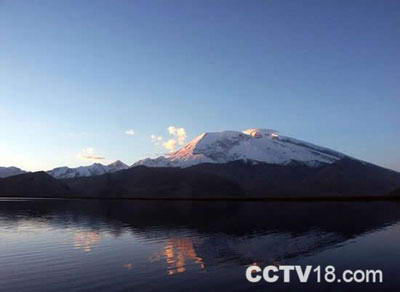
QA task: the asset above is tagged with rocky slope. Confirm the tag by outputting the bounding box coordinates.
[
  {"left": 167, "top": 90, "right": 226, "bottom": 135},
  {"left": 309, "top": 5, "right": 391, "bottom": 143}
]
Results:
[
  {"left": 0, "top": 172, "right": 70, "bottom": 196},
  {"left": 1, "top": 159, "right": 399, "bottom": 199}
]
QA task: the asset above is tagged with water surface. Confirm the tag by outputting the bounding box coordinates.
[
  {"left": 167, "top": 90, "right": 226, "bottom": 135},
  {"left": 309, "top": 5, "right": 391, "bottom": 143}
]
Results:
[{"left": 0, "top": 198, "right": 399, "bottom": 291}]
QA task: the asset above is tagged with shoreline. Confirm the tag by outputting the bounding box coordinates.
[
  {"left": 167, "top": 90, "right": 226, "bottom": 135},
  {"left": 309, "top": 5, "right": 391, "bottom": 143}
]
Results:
[{"left": 0, "top": 194, "right": 399, "bottom": 202}]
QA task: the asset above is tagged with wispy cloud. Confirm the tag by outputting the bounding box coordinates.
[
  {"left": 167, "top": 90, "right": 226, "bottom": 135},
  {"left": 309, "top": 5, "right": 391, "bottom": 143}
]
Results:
[
  {"left": 77, "top": 147, "right": 105, "bottom": 161},
  {"left": 150, "top": 134, "right": 163, "bottom": 145},
  {"left": 150, "top": 126, "right": 188, "bottom": 152},
  {"left": 125, "top": 129, "right": 135, "bottom": 136}
]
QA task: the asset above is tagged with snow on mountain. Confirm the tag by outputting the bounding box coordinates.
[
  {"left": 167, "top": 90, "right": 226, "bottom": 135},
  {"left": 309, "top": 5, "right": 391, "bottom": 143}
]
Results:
[
  {"left": 48, "top": 160, "right": 129, "bottom": 179},
  {"left": 0, "top": 166, "right": 26, "bottom": 178},
  {"left": 134, "top": 128, "right": 349, "bottom": 168}
]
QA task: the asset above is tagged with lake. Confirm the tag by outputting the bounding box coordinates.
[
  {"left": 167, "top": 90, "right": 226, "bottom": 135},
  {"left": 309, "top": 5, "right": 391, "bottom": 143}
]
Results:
[{"left": 0, "top": 198, "right": 399, "bottom": 291}]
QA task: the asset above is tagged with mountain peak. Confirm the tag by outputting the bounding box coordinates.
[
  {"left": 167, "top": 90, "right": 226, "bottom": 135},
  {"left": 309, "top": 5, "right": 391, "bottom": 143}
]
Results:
[
  {"left": 242, "top": 128, "right": 279, "bottom": 138},
  {"left": 90, "top": 163, "right": 104, "bottom": 167},
  {"left": 108, "top": 160, "right": 127, "bottom": 167},
  {"left": 134, "top": 128, "right": 350, "bottom": 168},
  {"left": 107, "top": 160, "right": 129, "bottom": 171}
]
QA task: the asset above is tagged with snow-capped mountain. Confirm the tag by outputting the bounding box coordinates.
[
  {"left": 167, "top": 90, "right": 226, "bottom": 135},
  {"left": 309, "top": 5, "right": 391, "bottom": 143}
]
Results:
[
  {"left": 0, "top": 166, "right": 26, "bottom": 178},
  {"left": 134, "top": 128, "right": 350, "bottom": 168},
  {"left": 48, "top": 160, "right": 128, "bottom": 179}
]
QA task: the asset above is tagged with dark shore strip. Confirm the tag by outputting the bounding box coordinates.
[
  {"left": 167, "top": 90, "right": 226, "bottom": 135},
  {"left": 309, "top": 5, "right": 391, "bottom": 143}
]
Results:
[{"left": 0, "top": 194, "right": 399, "bottom": 202}]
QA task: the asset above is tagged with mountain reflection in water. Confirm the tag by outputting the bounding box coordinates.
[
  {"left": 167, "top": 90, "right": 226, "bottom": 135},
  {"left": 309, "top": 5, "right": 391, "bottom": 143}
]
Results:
[
  {"left": 73, "top": 231, "right": 102, "bottom": 252},
  {"left": 163, "top": 238, "right": 205, "bottom": 275},
  {"left": 0, "top": 198, "right": 399, "bottom": 291}
]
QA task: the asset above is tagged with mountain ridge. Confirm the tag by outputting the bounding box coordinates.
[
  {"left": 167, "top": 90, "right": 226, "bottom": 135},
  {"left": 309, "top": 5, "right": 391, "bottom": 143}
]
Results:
[
  {"left": 1, "top": 128, "right": 399, "bottom": 199},
  {"left": 47, "top": 160, "right": 129, "bottom": 179},
  {"left": 1, "top": 158, "right": 399, "bottom": 199}
]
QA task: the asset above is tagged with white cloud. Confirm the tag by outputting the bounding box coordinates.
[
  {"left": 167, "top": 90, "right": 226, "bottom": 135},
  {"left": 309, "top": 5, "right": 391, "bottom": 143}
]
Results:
[
  {"left": 125, "top": 129, "right": 135, "bottom": 136},
  {"left": 150, "top": 126, "right": 188, "bottom": 152},
  {"left": 77, "top": 147, "right": 105, "bottom": 161},
  {"left": 167, "top": 126, "right": 187, "bottom": 145},
  {"left": 162, "top": 139, "right": 177, "bottom": 152}
]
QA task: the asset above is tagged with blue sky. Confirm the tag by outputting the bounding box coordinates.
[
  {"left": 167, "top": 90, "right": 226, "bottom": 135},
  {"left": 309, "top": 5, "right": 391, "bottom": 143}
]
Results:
[{"left": 0, "top": 0, "right": 399, "bottom": 171}]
